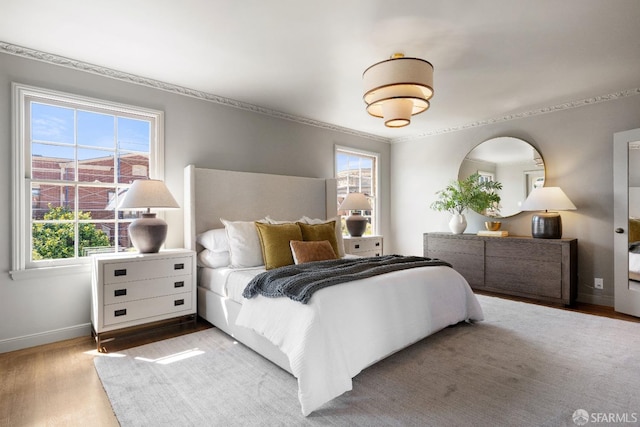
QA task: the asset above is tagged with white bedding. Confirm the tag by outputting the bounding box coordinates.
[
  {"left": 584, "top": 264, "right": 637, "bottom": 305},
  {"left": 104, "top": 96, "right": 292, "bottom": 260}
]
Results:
[
  {"left": 630, "top": 251, "right": 640, "bottom": 282},
  {"left": 234, "top": 264, "right": 484, "bottom": 415},
  {"left": 199, "top": 266, "right": 263, "bottom": 303}
]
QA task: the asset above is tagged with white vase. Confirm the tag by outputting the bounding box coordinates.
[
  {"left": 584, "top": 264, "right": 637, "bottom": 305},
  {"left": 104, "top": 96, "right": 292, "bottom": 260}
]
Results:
[{"left": 449, "top": 213, "right": 467, "bottom": 234}]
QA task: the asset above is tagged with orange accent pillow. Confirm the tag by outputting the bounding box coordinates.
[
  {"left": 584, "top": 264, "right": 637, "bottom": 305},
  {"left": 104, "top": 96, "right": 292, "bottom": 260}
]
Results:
[{"left": 290, "top": 240, "right": 337, "bottom": 264}]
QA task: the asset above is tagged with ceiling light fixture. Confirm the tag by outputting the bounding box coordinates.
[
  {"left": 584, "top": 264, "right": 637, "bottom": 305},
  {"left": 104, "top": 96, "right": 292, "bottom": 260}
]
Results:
[{"left": 363, "top": 53, "right": 434, "bottom": 128}]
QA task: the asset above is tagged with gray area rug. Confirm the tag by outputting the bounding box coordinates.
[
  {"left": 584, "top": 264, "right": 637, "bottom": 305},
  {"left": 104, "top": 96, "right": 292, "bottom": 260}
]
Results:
[{"left": 94, "top": 295, "right": 640, "bottom": 426}]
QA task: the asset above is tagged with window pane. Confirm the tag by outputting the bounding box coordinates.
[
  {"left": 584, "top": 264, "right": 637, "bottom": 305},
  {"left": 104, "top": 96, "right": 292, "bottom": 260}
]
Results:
[
  {"left": 32, "top": 223, "right": 76, "bottom": 260},
  {"left": 32, "top": 143, "right": 75, "bottom": 181},
  {"left": 336, "top": 149, "right": 377, "bottom": 236},
  {"left": 79, "top": 222, "right": 113, "bottom": 257},
  {"left": 78, "top": 110, "right": 115, "bottom": 148},
  {"left": 118, "top": 117, "right": 150, "bottom": 152},
  {"left": 118, "top": 152, "right": 150, "bottom": 183},
  {"left": 116, "top": 222, "right": 134, "bottom": 250},
  {"left": 31, "top": 102, "right": 74, "bottom": 144},
  {"left": 31, "top": 184, "right": 76, "bottom": 220},
  {"left": 78, "top": 185, "right": 115, "bottom": 220},
  {"left": 78, "top": 148, "right": 115, "bottom": 183}
]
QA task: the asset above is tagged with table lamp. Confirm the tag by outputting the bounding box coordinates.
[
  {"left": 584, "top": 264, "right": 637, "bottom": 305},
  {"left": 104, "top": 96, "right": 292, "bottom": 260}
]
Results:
[
  {"left": 339, "top": 193, "right": 372, "bottom": 237},
  {"left": 520, "top": 187, "right": 576, "bottom": 239},
  {"left": 119, "top": 179, "right": 179, "bottom": 252}
]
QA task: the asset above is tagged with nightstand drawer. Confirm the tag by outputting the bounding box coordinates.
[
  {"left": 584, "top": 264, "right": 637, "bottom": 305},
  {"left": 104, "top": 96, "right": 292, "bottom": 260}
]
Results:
[
  {"left": 103, "top": 292, "right": 193, "bottom": 326},
  {"left": 344, "top": 236, "right": 383, "bottom": 256},
  {"left": 103, "top": 275, "right": 193, "bottom": 305},
  {"left": 103, "top": 256, "right": 193, "bottom": 284}
]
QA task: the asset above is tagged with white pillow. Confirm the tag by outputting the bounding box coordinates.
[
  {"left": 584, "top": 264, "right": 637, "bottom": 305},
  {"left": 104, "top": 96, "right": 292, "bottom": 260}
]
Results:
[
  {"left": 302, "top": 215, "right": 345, "bottom": 257},
  {"left": 196, "top": 228, "right": 229, "bottom": 252},
  {"left": 197, "top": 249, "right": 230, "bottom": 269},
  {"left": 265, "top": 215, "right": 306, "bottom": 224},
  {"left": 220, "top": 218, "right": 264, "bottom": 268}
]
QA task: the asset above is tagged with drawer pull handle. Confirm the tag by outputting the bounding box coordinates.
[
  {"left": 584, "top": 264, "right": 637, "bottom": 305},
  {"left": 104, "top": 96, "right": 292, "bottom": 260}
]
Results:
[
  {"left": 114, "top": 309, "right": 127, "bottom": 317},
  {"left": 114, "top": 289, "right": 127, "bottom": 297},
  {"left": 114, "top": 269, "right": 127, "bottom": 277},
  {"left": 174, "top": 263, "right": 185, "bottom": 270},
  {"left": 174, "top": 281, "right": 184, "bottom": 288},
  {"left": 174, "top": 299, "right": 185, "bottom": 306},
  {"left": 355, "top": 244, "right": 360, "bottom": 249},
  {"left": 375, "top": 242, "right": 380, "bottom": 247}
]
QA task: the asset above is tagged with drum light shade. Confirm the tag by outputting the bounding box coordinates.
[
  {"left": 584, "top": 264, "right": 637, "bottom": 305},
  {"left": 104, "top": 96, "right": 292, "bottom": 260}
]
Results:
[{"left": 363, "top": 54, "right": 434, "bottom": 128}]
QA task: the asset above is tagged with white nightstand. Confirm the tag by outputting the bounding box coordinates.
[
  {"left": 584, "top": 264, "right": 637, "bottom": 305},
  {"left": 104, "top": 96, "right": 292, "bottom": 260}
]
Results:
[
  {"left": 343, "top": 235, "right": 383, "bottom": 257},
  {"left": 91, "top": 249, "right": 196, "bottom": 350}
]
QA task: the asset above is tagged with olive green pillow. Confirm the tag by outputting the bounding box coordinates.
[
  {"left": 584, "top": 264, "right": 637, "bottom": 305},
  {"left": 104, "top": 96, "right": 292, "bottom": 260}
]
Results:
[
  {"left": 296, "top": 221, "right": 339, "bottom": 257},
  {"left": 254, "top": 222, "right": 303, "bottom": 270}
]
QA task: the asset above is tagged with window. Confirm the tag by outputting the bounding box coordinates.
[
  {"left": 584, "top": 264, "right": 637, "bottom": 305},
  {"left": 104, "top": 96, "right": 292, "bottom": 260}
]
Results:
[
  {"left": 335, "top": 146, "right": 379, "bottom": 235},
  {"left": 12, "top": 84, "right": 164, "bottom": 275}
]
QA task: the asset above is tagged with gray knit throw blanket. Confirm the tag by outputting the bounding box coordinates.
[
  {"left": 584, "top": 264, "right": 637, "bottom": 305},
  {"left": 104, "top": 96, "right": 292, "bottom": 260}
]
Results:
[{"left": 242, "top": 255, "right": 452, "bottom": 304}]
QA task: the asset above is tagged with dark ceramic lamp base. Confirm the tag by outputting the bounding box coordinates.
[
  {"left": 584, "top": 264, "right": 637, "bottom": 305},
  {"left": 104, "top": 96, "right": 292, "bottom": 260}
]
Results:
[
  {"left": 531, "top": 211, "right": 562, "bottom": 239},
  {"left": 346, "top": 214, "right": 368, "bottom": 237}
]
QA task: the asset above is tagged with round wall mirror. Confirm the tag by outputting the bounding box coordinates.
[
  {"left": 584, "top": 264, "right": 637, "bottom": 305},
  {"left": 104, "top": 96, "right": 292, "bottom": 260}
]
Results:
[{"left": 458, "top": 136, "right": 545, "bottom": 218}]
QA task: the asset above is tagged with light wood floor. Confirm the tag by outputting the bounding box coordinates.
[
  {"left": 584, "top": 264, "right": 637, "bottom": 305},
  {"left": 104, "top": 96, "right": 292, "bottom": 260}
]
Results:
[
  {"left": 0, "top": 319, "right": 210, "bottom": 427},
  {"left": 1, "top": 302, "right": 638, "bottom": 426}
]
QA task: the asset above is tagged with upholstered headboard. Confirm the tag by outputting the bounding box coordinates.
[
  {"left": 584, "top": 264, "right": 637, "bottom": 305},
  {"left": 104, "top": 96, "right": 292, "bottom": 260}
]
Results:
[{"left": 184, "top": 165, "right": 337, "bottom": 251}]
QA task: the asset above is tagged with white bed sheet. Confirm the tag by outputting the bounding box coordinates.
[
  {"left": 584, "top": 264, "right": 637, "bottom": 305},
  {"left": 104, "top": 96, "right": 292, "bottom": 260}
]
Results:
[
  {"left": 235, "top": 264, "right": 484, "bottom": 416},
  {"left": 630, "top": 251, "right": 640, "bottom": 282}
]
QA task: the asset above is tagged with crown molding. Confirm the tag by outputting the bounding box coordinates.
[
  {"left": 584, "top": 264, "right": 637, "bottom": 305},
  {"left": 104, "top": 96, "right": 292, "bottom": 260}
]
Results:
[
  {"left": 3, "top": 41, "right": 638, "bottom": 146},
  {"left": 391, "top": 87, "right": 640, "bottom": 143},
  {"left": 0, "top": 42, "right": 390, "bottom": 144}
]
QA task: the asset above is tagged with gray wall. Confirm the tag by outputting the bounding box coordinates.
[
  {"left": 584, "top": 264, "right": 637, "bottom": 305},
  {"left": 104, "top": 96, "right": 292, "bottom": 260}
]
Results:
[
  {"left": 390, "top": 94, "right": 640, "bottom": 306},
  {"left": 0, "top": 52, "right": 390, "bottom": 352}
]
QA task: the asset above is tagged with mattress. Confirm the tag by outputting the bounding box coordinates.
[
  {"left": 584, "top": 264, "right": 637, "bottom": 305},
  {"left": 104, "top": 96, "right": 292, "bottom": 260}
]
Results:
[{"left": 198, "top": 266, "right": 264, "bottom": 303}]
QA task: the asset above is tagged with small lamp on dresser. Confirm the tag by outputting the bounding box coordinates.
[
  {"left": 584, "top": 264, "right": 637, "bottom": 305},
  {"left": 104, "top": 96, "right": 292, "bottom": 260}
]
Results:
[
  {"left": 520, "top": 186, "right": 576, "bottom": 239},
  {"left": 118, "top": 179, "right": 180, "bottom": 253},
  {"left": 339, "top": 193, "right": 372, "bottom": 237}
]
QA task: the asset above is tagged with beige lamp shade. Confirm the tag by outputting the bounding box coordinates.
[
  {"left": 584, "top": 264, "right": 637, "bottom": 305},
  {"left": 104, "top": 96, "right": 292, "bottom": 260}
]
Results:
[
  {"left": 339, "top": 193, "right": 372, "bottom": 211},
  {"left": 119, "top": 179, "right": 180, "bottom": 211},
  {"left": 363, "top": 54, "right": 434, "bottom": 128},
  {"left": 520, "top": 187, "right": 576, "bottom": 239},
  {"left": 118, "top": 179, "right": 179, "bottom": 253}
]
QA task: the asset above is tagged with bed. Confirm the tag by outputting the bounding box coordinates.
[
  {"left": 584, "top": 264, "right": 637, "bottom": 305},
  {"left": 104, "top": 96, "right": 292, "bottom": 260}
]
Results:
[{"left": 184, "top": 165, "right": 484, "bottom": 415}]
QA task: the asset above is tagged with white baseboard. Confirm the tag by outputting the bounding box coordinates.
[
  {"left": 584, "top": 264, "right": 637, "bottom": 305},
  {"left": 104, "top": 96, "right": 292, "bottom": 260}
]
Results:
[
  {"left": 0, "top": 323, "right": 91, "bottom": 354},
  {"left": 576, "top": 292, "right": 614, "bottom": 307}
]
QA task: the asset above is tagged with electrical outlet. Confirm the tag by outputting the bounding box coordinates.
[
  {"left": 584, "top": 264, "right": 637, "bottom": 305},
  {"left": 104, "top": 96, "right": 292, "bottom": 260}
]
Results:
[{"left": 594, "top": 278, "right": 604, "bottom": 290}]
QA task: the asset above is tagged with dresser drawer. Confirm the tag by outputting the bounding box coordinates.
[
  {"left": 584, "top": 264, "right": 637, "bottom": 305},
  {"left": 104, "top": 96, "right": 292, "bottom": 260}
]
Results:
[
  {"left": 103, "top": 275, "right": 193, "bottom": 305},
  {"left": 103, "top": 292, "right": 193, "bottom": 326},
  {"left": 103, "top": 256, "right": 193, "bottom": 284}
]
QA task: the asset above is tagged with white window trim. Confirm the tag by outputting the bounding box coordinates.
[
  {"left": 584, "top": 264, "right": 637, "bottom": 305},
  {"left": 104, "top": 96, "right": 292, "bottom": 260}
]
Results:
[
  {"left": 11, "top": 83, "right": 165, "bottom": 280},
  {"left": 335, "top": 144, "right": 381, "bottom": 235}
]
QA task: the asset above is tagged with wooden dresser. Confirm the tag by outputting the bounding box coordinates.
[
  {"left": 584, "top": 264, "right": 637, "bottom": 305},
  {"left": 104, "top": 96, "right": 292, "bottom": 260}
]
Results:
[{"left": 423, "top": 233, "right": 577, "bottom": 305}]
